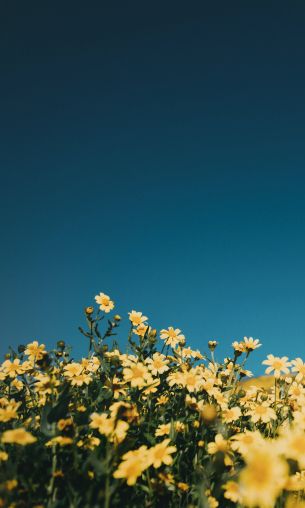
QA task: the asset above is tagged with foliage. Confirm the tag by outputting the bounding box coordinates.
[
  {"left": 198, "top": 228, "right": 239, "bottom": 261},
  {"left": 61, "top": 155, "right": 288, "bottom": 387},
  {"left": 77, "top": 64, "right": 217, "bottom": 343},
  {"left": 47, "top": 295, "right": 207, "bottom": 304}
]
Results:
[{"left": 1, "top": 292, "right": 305, "bottom": 508}]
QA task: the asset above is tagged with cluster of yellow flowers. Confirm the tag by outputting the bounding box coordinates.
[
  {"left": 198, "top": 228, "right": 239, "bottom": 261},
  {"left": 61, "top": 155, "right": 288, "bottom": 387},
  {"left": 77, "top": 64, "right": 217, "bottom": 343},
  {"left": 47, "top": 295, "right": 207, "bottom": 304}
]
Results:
[{"left": 1, "top": 292, "right": 305, "bottom": 507}]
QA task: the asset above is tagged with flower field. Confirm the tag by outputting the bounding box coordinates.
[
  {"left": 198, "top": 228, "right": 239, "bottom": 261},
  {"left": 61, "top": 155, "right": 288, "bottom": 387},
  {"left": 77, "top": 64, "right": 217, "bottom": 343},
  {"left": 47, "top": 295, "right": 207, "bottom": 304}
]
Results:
[{"left": 1, "top": 293, "right": 305, "bottom": 507}]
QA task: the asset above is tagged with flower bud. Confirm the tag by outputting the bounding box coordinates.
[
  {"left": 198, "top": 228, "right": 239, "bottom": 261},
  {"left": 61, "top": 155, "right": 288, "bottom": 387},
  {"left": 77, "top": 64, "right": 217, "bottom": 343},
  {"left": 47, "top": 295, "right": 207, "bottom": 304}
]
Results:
[
  {"left": 85, "top": 306, "right": 94, "bottom": 315},
  {"left": 57, "top": 340, "right": 65, "bottom": 350},
  {"left": 237, "top": 389, "right": 246, "bottom": 398},
  {"left": 208, "top": 340, "right": 218, "bottom": 351},
  {"left": 200, "top": 404, "right": 217, "bottom": 423},
  {"left": 114, "top": 315, "right": 121, "bottom": 321}
]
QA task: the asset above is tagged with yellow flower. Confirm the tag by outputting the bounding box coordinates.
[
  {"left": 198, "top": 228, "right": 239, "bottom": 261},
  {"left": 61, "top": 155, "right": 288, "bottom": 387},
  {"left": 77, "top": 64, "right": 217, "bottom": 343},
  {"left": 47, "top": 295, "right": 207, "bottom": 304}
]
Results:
[
  {"left": 128, "top": 310, "right": 148, "bottom": 326},
  {"left": 95, "top": 292, "right": 114, "bottom": 313},
  {"left": 246, "top": 402, "right": 276, "bottom": 424},
  {"left": 232, "top": 341, "right": 246, "bottom": 353},
  {"left": 10, "top": 378, "right": 23, "bottom": 391},
  {"left": 242, "top": 337, "right": 261, "bottom": 351},
  {"left": 207, "top": 495, "right": 219, "bottom": 508},
  {"left": 146, "top": 353, "right": 169, "bottom": 375},
  {"left": 160, "top": 327, "right": 185, "bottom": 348},
  {"left": 63, "top": 362, "right": 83, "bottom": 378},
  {"left": 177, "top": 482, "right": 189, "bottom": 491},
  {"left": 207, "top": 434, "right": 232, "bottom": 465},
  {"left": 45, "top": 436, "right": 73, "bottom": 447},
  {"left": 133, "top": 323, "right": 149, "bottom": 337},
  {"left": 175, "top": 421, "right": 185, "bottom": 432},
  {"left": 156, "top": 395, "right": 169, "bottom": 406},
  {"left": 148, "top": 439, "right": 177, "bottom": 468},
  {"left": 180, "top": 347, "right": 204, "bottom": 359},
  {"left": 222, "top": 406, "right": 241, "bottom": 423},
  {"left": 113, "top": 445, "right": 150, "bottom": 485},
  {"left": 69, "top": 373, "right": 92, "bottom": 386},
  {"left": 158, "top": 472, "right": 175, "bottom": 485},
  {"left": 262, "top": 354, "right": 291, "bottom": 378},
  {"left": 4, "top": 479, "right": 18, "bottom": 491},
  {"left": 198, "top": 403, "right": 217, "bottom": 422},
  {"left": 141, "top": 377, "right": 160, "bottom": 396},
  {"left": 207, "top": 434, "right": 229, "bottom": 455},
  {"left": 2, "top": 428, "right": 37, "bottom": 445},
  {"left": 230, "top": 430, "right": 264, "bottom": 456},
  {"left": 0, "top": 451, "right": 8, "bottom": 461},
  {"left": 0, "top": 400, "right": 21, "bottom": 423},
  {"left": 111, "top": 420, "right": 129, "bottom": 444},
  {"left": 76, "top": 405, "right": 87, "bottom": 412},
  {"left": 238, "top": 446, "right": 288, "bottom": 508},
  {"left": 223, "top": 481, "right": 240, "bottom": 503},
  {"left": 292, "top": 409, "right": 305, "bottom": 429},
  {"left": 57, "top": 418, "right": 73, "bottom": 431},
  {"left": 180, "top": 368, "right": 203, "bottom": 393},
  {"left": 90, "top": 413, "right": 113, "bottom": 436},
  {"left": 166, "top": 370, "right": 185, "bottom": 387},
  {"left": 288, "top": 381, "right": 305, "bottom": 400},
  {"left": 1, "top": 359, "right": 24, "bottom": 378},
  {"left": 123, "top": 362, "right": 151, "bottom": 388},
  {"left": 291, "top": 358, "right": 305, "bottom": 382},
  {"left": 155, "top": 423, "right": 171, "bottom": 437},
  {"left": 279, "top": 430, "right": 305, "bottom": 468},
  {"left": 285, "top": 496, "right": 305, "bottom": 508},
  {"left": 81, "top": 356, "right": 100, "bottom": 373},
  {"left": 24, "top": 341, "right": 46, "bottom": 361},
  {"left": 285, "top": 471, "right": 305, "bottom": 492}
]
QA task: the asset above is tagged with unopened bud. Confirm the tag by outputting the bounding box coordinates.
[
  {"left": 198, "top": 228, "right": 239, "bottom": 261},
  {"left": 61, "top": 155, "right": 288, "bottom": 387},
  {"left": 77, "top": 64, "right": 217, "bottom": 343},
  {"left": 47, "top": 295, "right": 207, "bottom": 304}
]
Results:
[
  {"left": 237, "top": 389, "right": 246, "bottom": 398},
  {"left": 57, "top": 340, "right": 65, "bottom": 350},
  {"left": 200, "top": 404, "right": 217, "bottom": 423},
  {"left": 208, "top": 340, "right": 218, "bottom": 351},
  {"left": 114, "top": 315, "right": 121, "bottom": 322}
]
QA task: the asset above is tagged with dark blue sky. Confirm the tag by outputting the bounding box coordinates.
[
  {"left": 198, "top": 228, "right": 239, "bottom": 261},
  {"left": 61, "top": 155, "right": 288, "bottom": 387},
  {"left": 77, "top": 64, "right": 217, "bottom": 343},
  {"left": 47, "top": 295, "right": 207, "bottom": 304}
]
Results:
[{"left": 1, "top": 1, "right": 305, "bottom": 373}]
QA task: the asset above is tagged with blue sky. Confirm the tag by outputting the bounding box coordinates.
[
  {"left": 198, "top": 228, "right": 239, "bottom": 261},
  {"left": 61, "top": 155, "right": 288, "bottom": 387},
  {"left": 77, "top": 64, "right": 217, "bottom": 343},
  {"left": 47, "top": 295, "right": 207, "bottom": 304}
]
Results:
[{"left": 1, "top": 1, "right": 305, "bottom": 373}]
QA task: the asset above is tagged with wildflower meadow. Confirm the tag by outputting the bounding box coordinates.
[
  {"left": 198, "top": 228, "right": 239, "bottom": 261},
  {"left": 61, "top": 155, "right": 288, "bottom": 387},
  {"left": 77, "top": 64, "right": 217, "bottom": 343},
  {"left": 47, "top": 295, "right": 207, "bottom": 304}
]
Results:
[{"left": 1, "top": 292, "right": 305, "bottom": 508}]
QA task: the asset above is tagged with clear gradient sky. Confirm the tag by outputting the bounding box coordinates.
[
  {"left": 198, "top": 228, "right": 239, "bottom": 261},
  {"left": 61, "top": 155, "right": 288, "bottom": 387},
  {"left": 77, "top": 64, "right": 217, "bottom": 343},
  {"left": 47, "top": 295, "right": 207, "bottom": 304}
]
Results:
[{"left": 1, "top": 1, "right": 305, "bottom": 373}]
